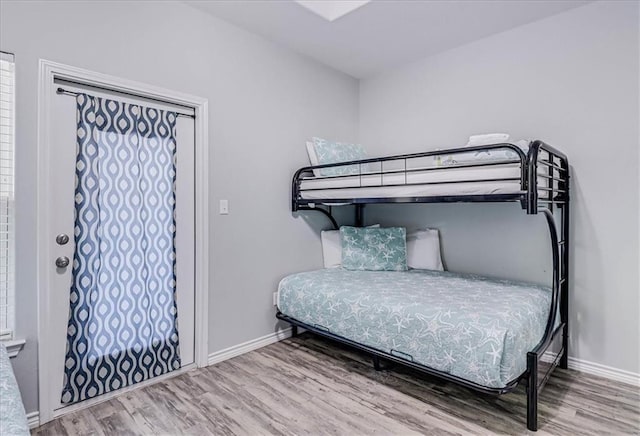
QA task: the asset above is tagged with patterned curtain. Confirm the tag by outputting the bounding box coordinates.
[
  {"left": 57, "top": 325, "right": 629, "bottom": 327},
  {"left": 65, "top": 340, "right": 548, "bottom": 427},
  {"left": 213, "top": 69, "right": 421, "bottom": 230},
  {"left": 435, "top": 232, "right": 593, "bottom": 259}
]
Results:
[{"left": 61, "top": 94, "right": 181, "bottom": 404}]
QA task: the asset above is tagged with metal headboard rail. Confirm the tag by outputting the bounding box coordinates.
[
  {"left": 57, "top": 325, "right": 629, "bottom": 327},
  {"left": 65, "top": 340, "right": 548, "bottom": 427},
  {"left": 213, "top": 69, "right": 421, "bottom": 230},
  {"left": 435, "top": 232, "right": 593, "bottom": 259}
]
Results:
[
  {"left": 527, "top": 139, "right": 570, "bottom": 359},
  {"left": 527, "top": 140, "right": 569, "bottom": 346}
]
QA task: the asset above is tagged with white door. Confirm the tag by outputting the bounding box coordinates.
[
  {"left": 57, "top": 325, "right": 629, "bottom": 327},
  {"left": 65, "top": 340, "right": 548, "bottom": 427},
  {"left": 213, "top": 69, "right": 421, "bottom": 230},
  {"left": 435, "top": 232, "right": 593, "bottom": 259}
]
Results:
[{"left": 43, "top": 81, "right": 196, "bottom": 414}]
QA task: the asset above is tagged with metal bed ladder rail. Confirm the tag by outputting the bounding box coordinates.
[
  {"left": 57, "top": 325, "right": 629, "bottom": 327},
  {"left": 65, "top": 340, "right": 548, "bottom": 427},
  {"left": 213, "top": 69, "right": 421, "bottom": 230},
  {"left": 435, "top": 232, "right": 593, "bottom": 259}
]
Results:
[{"left": 525, "top": 140, "right": 570, "bottom": 431}]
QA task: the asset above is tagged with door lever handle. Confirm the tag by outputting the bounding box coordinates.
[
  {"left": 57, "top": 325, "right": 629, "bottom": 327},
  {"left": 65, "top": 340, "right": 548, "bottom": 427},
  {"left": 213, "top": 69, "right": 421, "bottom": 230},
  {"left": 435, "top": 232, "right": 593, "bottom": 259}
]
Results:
[{"left": 55, "top": 256, "right": 70, "bottom": 268}]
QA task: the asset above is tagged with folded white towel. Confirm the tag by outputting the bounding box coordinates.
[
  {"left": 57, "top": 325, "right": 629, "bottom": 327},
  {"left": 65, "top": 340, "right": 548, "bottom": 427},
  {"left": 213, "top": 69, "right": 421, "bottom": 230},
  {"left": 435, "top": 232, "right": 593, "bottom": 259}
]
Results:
[{"left": 467, "top": 133, "right": 510, "bottom": 146}]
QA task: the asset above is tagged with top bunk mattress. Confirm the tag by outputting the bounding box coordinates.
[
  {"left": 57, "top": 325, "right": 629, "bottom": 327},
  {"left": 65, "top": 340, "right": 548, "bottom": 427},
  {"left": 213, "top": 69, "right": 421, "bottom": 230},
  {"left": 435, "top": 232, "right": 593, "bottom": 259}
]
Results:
[
  {"left": 277, "top": 268, "right": 551, "bottom": 389},
  {"left": 299, "top": 163, "right": 525, "bottom": 200}
]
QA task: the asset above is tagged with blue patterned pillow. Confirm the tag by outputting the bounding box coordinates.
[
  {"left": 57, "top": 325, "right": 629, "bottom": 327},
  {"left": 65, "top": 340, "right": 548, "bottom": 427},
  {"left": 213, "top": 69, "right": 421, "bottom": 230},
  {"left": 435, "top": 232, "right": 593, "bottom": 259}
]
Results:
[
  {"left": 312, "top": 137, "right": 367, "bottom": 177},
  {"left": 340, "top": 226, "right": 408, "bottom": 271}
]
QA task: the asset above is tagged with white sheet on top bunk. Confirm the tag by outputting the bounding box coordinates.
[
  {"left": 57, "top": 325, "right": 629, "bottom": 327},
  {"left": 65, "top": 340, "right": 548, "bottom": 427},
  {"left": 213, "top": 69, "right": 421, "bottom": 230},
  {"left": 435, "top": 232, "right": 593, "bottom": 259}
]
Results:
[
  {"left": 300, "top": 182, "right": 523, "bottom": 200},
  {"left": 299, "top": 163, "right": 526, "bottom": 200}
]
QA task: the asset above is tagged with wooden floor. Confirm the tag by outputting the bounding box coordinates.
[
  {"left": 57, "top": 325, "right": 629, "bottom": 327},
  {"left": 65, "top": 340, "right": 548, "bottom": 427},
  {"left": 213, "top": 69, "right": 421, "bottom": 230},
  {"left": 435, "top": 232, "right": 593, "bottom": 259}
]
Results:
[{"left": 34, "top": 333, "right": 640, "bottom": 435}]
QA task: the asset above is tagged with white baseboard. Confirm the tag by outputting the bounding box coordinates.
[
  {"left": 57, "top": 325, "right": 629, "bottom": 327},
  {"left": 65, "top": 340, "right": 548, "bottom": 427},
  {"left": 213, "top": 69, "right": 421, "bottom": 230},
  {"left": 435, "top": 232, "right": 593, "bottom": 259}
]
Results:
[
  {"left": 26, "top": 411, "right": 40, "bottom": 429},
  {"left": 207, "top": 327, "right": 292, "bottom": 366},
  {"left": 540, "top": 353, "right": 639, "bottom": 387},
  {"left": 566, "top": 357, "right": 639, "bottom": 387}
]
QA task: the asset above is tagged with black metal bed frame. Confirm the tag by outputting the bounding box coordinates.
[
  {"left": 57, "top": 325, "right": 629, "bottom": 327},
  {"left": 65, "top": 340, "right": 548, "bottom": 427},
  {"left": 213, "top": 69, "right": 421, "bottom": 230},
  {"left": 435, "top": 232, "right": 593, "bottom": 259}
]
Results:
[{"left": 278, "top": 140, "right": 569, "bottom": 431}]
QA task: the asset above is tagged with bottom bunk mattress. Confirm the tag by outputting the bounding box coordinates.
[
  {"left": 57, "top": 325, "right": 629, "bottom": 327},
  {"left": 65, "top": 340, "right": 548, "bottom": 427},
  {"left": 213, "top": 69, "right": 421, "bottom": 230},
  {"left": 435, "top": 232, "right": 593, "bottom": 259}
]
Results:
[{"left": 277, "top": 269, "right": 552, "bottom": 389}]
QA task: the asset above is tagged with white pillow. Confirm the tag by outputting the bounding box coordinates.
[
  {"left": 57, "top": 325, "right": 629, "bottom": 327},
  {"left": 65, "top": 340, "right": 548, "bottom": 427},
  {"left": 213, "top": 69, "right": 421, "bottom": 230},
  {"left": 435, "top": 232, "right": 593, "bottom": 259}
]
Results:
[
  {"left": 406, "top": 229, "right": 444, "bottom": 271},
  {"left": 321, "top": 224, "right": 379, "bottom": 268},
  {"left": 320, "top": 230, "right": 342, "bottom": 268}
]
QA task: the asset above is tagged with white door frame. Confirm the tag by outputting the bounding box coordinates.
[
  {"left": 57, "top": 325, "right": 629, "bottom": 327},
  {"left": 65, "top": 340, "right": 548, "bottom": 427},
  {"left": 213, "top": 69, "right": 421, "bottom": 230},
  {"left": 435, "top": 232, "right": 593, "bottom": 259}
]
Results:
[{"left": 36, "top": 59, "right": 210, "bottom": 424}]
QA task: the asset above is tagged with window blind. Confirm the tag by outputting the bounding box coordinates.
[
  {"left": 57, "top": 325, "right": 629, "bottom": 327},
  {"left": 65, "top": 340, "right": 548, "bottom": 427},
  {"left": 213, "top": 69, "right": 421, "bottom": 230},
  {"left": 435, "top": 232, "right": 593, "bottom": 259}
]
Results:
[{"left": 0, "top": 52, "right": 15, "bottom": 339}]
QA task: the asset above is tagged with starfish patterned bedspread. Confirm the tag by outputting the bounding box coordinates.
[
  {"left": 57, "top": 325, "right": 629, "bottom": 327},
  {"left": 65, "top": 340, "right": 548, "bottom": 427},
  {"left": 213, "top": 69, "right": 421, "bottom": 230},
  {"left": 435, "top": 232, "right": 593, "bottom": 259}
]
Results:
[
  {"left": 0, "top": 344, "right": 29, "bottom": 436},
  {"left": 277, "top": 268, "right": 552, "bottom": 389}
]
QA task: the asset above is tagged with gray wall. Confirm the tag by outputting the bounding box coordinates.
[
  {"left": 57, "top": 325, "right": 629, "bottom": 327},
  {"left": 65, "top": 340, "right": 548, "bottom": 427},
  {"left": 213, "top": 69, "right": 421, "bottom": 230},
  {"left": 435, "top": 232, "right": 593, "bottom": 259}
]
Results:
[
  {"left": 0, "top": 0, "right": 358, "bottom": 413},
  {"left": 1, "top": 0, "right": 637, "bottom": 417},
  {"left": 359, "top": 1, "right": 639, "bottom": 374}
]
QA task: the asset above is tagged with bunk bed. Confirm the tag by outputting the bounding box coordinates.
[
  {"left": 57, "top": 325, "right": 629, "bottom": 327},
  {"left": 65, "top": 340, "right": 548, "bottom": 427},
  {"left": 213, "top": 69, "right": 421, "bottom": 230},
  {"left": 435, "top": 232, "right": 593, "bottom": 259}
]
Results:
[{"left": 276, "top": 140, "right": 569, "bottom": 432}]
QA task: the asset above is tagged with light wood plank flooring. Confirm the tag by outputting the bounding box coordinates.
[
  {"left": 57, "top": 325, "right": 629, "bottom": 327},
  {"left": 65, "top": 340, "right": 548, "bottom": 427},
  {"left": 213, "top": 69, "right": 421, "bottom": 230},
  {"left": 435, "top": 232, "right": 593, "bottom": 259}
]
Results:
[{"left": 34, "top": 333, "right": 640, "bottom": 435}]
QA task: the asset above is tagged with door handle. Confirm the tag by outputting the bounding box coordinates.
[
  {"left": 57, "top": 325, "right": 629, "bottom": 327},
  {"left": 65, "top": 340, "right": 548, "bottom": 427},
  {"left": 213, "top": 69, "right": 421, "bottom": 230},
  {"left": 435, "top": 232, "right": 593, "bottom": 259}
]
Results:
[{"left": 55, "top": 256, "right": 70, "bottom": 268}]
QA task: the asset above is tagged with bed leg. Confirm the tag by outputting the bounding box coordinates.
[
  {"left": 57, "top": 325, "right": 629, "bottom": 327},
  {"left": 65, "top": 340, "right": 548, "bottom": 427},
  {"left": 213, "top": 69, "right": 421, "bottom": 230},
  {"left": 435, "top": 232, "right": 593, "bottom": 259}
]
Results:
[
  {"left": 560, "top": 200, "right": 570, "bottom": 370},
  {"left": 291, "top": 325, "right": 298, "bottom": 338},
  {"left": 526, "top": 352, "right": 539, "bottom": 431},
  {"left": 373, "top": 355, "right": 383, "bottom": 371},
  {"left": 355, "top": 204, "right": 364, "bottom": 227},
  {"left": 560, "top": 326, "right": 569, "bottom": 370}
]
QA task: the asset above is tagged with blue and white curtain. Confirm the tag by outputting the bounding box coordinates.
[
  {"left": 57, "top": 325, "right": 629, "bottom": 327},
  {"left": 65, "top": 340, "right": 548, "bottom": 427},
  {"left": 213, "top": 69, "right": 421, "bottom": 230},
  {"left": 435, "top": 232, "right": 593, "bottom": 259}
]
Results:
[{"left": 61, "top": 94, "right": 181, "bottom": 404}]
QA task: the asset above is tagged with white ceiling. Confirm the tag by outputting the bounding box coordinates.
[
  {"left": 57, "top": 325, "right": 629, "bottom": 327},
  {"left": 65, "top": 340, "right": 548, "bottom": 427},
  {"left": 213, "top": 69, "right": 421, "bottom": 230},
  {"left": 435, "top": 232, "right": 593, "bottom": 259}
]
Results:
[{"left": 185, "top": 0, "right": 591, "bottom": 79}]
